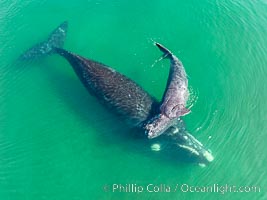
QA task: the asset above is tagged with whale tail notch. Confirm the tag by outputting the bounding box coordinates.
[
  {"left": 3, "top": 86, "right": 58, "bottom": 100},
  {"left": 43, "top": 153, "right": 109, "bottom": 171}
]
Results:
[{"left": 20, "top": 21, "right": 68, "bottom": 60}]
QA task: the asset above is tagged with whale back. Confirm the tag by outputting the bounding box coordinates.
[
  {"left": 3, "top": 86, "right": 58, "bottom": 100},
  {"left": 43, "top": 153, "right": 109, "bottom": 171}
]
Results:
[{"left": 55, "top": 48, "right": 159, "bottom": 127}]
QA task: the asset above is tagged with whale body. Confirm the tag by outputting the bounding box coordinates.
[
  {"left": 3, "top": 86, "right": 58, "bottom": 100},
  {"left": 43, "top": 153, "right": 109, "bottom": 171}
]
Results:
[
  {"left": 54, "top": 48, "right": 213, "bottom": 164},
  {"left": 144, "top": 43, "right": 191, "bottom": 139},
  {"left": 55, "top": 48, "right": 159, "bottom": 128},
  {"left": 20, "top": 22, "right": 213, "bottom": 164}
]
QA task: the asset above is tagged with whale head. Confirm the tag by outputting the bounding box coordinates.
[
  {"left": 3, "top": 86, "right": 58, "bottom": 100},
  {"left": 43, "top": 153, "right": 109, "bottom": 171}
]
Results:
[
  {"left": 154, "top": 126, "right": 214, "bottom": 165},
  {"left": 170, "top": 129, "right": 214, "bottom": 164}
]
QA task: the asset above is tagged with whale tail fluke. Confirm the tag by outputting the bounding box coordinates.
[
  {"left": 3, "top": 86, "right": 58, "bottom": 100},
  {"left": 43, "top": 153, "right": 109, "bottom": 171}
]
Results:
[
  {"left": 154, "top": 42, "right": 173, "bottom": 59},
  {"left": 20, "top": 21, "right": 68, "bottom": 60}
]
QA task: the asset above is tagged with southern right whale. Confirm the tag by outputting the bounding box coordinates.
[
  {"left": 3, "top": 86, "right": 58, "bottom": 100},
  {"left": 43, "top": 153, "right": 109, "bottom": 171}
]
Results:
[
  {"left": 54, "top": 48, "right": 213, "bottom": 164},
  {"left": 144, "top": 43, "right": 191, "bottom": 139},
  {"left": 20, "top": 21, "right": 213, "bottom": 164}
]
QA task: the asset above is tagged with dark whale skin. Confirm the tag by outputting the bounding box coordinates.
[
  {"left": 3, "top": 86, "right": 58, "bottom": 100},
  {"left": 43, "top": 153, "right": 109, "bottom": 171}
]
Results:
[
  {"left": 19, "top": 21, "right": 213, "bottom": 164},
  {"left": 144, "top": 43, "right": 191, "bottom": 139},
  {"left": 54, "top": 48, "right": 213, "bottom": 164},
  {"left": 55, "top": 48, "right": 159, "bottom": 127}
]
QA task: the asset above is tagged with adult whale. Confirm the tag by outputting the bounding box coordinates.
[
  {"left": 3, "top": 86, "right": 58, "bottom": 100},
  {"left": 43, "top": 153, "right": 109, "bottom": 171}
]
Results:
[
  {"left": 144, "top": 43, "right": 191, "bottom": 139},
  {"left": 54, "top": 48, "right": 213, "bottom": 164},
  {"left": 20, "top": 21, "right": 213, "bottom": 164}
]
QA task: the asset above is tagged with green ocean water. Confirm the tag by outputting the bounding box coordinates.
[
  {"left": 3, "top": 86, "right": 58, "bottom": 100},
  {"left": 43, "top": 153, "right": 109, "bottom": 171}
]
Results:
[{"left": 1, "top": 0, "right": 267, "bottom": 199}]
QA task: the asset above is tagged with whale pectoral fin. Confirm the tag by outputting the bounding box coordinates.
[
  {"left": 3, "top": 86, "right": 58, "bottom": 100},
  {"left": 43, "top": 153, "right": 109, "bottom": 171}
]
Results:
[{"left": 178, "top": 107, "right": 191, "bottom": 117}]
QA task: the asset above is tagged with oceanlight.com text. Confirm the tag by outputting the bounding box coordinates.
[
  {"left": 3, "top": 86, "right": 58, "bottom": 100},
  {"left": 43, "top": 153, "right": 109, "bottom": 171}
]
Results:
[{"left": 102, "top": 183, "right": 261, "bottom": 194}]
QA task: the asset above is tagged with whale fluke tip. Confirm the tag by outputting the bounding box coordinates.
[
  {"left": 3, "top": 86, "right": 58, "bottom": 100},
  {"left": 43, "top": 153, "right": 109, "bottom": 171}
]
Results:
[{"left": 154, "top": 42, "right": 172, "bottom": 59}]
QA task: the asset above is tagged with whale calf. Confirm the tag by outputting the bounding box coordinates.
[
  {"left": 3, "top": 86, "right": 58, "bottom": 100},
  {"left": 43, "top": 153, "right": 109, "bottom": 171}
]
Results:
[
  {"left": 156, "top": 42, "right": 190, "bottom": 118},
  {"left": 144, "top": 43, "right": 191, "bottom": 139},
  {"left": 21, "top": 22, "right": 213, "bottom": 164}
]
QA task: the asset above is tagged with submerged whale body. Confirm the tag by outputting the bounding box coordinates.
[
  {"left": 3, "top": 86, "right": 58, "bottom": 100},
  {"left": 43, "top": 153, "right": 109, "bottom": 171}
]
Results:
[{"left": 20, "top": 21, "right": 213, "bottom": 165}]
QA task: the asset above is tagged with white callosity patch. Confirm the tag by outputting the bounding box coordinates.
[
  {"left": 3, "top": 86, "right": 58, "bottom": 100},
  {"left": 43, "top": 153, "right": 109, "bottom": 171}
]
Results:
[
  {"left": 177, "top": 144, "right": 200, "bottom": 156},
  {"left": 198, "top": 163, "right": 206, "bottom": 168},
  {"left": 203, "top": 150, "right": 214, "bottom": 162},
  {"left": 150, "top": 143, "right": 161, "bottom": 152},
  {"left": 173, "top": 127, "right": 179, "bottom": 133}
]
